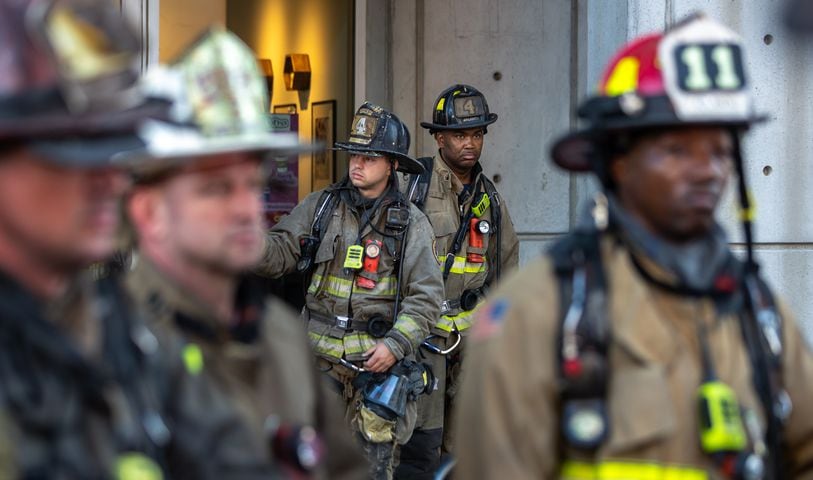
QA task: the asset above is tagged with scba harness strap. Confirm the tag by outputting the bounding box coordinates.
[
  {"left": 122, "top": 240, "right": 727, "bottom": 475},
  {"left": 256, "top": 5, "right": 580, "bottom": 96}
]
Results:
[{"left": 551, "top": 225, "right": 788, "bottom": 480}]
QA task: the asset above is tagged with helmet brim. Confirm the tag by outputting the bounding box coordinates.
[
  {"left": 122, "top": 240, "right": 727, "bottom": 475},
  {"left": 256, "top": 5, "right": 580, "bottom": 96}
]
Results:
[
  {"left": 550, "top": 112, "right": 769, "bottom": 172},
  {"left": 420, "top": 113, "right": 498, "bottom": 132},
  {"left": 332, "top": 141, "right": 424, "bottom": 175},
  {"left": 116, "top": 123, "right": 316, "bottom": 181},
  {"left": 0, "top": 92, "right": 171, "bottom": 143},
  {"left": 26, "top": 133, "right": 147, "bottom": 170}
]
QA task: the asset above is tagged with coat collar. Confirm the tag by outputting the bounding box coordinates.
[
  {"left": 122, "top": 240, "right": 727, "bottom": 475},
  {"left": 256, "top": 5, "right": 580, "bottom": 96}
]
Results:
[{"left": 126, "top": 254, "right": 230, "bottom": 343}]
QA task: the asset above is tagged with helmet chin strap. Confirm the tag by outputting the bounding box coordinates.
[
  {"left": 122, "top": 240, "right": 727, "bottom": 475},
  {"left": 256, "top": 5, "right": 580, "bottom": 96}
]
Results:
[{"left": 731, "top": 129, "right": 757, "bottom": 274}]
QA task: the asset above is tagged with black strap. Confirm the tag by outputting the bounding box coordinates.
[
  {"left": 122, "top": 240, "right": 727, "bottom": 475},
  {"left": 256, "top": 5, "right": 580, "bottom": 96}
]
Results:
[
  {"left": 391, "top": 207, "right": 411, "bottom": 328},
  {"left": 406, "top": 156, "right": 435, "bottom": 211},
  {"left": 311, "top": 189, "right": 340, "bottom": 246},
  {"left": 740, "top": 273, "right": 787, "bottom": 480},
  {"left": 97, "top": 276, "right": 170, "bottom": 462},
  {"left": 298, "top": 188, "right": 340, "bottom": 297},
  {"left": 442, "top": 177, "right": 485, "bottom": 281},
  {"left": 481, "top": 176, "right": 503, "bottom": 283}
]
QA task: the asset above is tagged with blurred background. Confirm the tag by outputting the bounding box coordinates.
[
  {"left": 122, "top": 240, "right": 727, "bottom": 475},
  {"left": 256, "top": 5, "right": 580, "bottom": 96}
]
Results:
[{"left": 124, "top": 0, "right": 813, "bottom": 340}]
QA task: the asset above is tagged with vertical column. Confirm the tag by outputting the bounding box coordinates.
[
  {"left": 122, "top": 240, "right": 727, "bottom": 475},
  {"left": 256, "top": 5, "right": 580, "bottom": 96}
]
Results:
[{"left": 121, "top": 0, "right": 159, "bottom": 72}]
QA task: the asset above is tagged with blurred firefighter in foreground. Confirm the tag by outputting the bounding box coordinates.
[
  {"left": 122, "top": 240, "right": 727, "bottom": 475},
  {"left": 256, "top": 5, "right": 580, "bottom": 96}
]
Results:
[
  {"left": 0, "top": 0, "right": 273, "bottom": 478},
  {"left": 455, "top": 13, "right": 813, "bottom": 480},
  {"left": 122, "top": 28, "right": 368, "bottom": 479}
]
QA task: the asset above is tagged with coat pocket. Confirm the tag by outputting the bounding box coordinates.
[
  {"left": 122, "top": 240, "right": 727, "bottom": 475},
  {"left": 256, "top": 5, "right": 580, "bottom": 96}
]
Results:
[{"left": 427, "top": 212, "right": 457, "bottom": 259}]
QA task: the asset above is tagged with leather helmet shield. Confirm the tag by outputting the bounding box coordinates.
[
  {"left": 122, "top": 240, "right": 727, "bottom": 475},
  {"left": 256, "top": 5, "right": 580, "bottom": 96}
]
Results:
[
  {"left": 348, "top": 110, "right": 380, "bottom": 146},
  {"left": 179, "top": 28, "right": 268, "bottom": 138},
  {"left": 659, "top": 15, "right": 752, "bottom": 124},
  {"left": 453, "top": 95, "right": 485, "bottom": 121},
  {"left": 37, "top": 0, "right": 142, "bottom": 113}
]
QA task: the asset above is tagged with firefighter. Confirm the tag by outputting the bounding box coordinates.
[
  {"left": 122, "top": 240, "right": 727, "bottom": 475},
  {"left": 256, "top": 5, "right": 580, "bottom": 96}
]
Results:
[
  {"left": 0, "top": 1, "right": 266, "bottom": 478},
  {"left": 397, "top": 84, "right": 519, "bottom": 478},
  {"left": 258, "top": 102, "right": 444, "bottom": 480},
  {"left": 455, "top": 13, "right": 813, "bottom": 480},
  {"left": 122, "top": 28, "right": 368, "bottom": 479}
]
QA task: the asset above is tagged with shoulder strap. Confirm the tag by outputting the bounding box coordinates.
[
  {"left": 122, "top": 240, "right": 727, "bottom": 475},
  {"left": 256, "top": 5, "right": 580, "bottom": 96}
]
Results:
[
  {"left": 310, "top": 188, "right": 340, "bottom": 244},
  {"left": 551, "top": 229, "right": 611, "bottom": 451},
  {"left": 740, "top": 272, "right": 788, "bottom": 480},
  {"left": 406, "top": 156, "right": 435, "bottom": 211},
  {"left": 441, "top": 177, "right": 487, "bottom": 280},
  {"left": 295, "top": 188, "right": 339, "bottom": 275},
  {"left": 292, "top": 188, "right": 340, "bottom": 303},
  {"left": 481, "top": 176, "right": 503, "bottom": 282},
  {"left": 389, "top": 201, "right": 412, "bottom": 325}
]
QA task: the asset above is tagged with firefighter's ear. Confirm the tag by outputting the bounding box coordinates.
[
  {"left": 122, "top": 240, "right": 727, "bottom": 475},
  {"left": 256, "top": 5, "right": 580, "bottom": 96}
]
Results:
[
  {"left": 127, "top": 186, "right": 170, "bottom": 243},
  {"left": 435, "top": 132, "right": 445, "bottom": 148},
  {"left": 610, "top": 155, "right": 626, "bottom": 187}
]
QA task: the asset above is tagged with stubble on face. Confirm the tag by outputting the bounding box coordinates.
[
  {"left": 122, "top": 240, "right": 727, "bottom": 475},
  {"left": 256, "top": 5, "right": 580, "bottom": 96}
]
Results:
[
  {"left": 349, "top": 154, "right": 392, "bottom": 198},
  {"left": 436, "top": 128, "right": 484, "bottom": 179},
  {"left": 160, "top": 154, "right": 267, "bottom": 277},
  {"left": 0, "top": 149, "right": 128, "bottom": 272}
]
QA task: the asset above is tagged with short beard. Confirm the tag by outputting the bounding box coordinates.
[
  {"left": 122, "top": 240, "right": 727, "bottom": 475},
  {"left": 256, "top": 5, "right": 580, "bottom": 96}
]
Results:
[
  {"left": 0, "top": 213, "right": 93, "bottom": 276},
  {"left": 178, "top": 245, "right": 256, "bottom": 280}
]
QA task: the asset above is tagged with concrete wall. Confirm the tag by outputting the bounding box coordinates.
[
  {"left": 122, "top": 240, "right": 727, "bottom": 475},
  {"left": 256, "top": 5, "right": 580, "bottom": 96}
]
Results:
[
  {"left": 371, "top": 0, "right": 813, "bottom": 338},
  {"left": 371, "top": 0, "right": 577, "bottom": 267},
  {"left": 228, "top": 0, "right": 354, "bottom": 199}
]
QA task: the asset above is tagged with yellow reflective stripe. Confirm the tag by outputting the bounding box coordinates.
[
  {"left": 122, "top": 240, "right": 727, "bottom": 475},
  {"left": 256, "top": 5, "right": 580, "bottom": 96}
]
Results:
[
  {"left": 435, "top": 308, "right": 477, "bottom": 332},
  {"left": 354, "top": 276, "right": 398, "bottom": 297},
  {"left": 438, "top": 255, "right": 487, "bottom": 274},
  {"left": 308, "top": 274, "right": 351, "bottom": 298},
  {"left": 308, "top": 331, "right": 344, "bottom": 358},
  {"left": 308, "top": 274, "right": 398, "bottom": 299},
  {"left": 344, "top": 332, "right": 375, "bottom": 356},
  {"left": 393, "top": 314, "right": 422, "bottom": 340},
  {"left": 561, "top": 460, "right": 708, "bottom": 480}
]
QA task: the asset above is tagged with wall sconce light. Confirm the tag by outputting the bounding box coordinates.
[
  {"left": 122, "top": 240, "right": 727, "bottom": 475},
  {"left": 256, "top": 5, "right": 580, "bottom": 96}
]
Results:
[
  {"left": 284, "top": 54, "right": 311, "bottom": 91},
  {"left": 257, "top": 58, "right": 273, "bottom": 104}
]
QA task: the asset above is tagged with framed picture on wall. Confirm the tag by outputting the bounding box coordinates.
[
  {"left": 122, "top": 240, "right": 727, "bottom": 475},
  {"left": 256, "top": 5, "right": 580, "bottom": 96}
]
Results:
[
  {"left": 273, "top": 103, "right": 297, "bottom": 114},
  {"left": 311, "top": 100, "right": 336, "bottom": 191}
]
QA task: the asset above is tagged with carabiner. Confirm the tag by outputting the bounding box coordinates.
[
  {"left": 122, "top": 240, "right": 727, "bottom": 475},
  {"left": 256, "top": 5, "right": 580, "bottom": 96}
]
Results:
[
  {"left": 338, "top": 358, "right": 366, "bottom": 373},
  {"left": 421, "top": 330, "right": 462, "bottom": 355}
]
